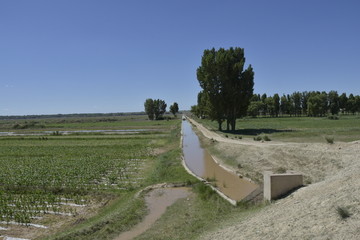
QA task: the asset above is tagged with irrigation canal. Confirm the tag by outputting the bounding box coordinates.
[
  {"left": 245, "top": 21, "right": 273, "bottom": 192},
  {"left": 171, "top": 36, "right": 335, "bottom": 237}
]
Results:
[{"left": 182, "top": 119, "right": 258, "bottom": 202}]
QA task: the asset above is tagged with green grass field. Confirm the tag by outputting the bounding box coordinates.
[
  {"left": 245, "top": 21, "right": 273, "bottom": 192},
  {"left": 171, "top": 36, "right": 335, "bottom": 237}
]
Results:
[{"left": 196, "top": 115, "right": 360, "bottom": 142}]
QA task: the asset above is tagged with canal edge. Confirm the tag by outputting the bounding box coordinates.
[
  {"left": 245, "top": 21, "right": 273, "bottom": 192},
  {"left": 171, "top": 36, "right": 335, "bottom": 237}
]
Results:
[{"left": 180, "top": 120, "right": 237, "bottom": 206}]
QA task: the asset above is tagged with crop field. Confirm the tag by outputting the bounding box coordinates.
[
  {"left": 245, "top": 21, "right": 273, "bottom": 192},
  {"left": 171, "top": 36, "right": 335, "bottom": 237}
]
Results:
[{"left": 0, "top": 115, "right": 185, "bottom": 239}]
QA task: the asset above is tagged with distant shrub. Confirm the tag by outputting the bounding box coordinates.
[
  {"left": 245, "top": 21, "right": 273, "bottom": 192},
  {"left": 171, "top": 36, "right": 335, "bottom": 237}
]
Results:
[
  {"left": 12, "top": 121, "right": 45, "bottom": 129},
  {"left": 193, "top": 183, "right": 216, "bottom": 200},
  {"left": 205, "top": 177, "right": 216, "bottom": 182},
  {"left": 263, "top": 135, "right": 271, "bottom": 141},
  {"left": 254, "top": 136, "right": 262, "bottom": 141},
  {"left": 52, "top": 131, "right": 62, "bottom": 136},
  {"left": 186, "top": 179, "right": 192, "bottom": 186},
  {"left": 325, "top": 136, "right": 334, "bottom": 144},
  {"left": 275, "top": 167, "right": 287, "bottom": 173},
  {"left": 328, "top": 115, "right": 339, "bottom": 120},
  {"left": 254, "top": 135, "right": 271, "bottom": 141},
  {"left": 337, "top": 206, "right": 351, "bottom": 219}
]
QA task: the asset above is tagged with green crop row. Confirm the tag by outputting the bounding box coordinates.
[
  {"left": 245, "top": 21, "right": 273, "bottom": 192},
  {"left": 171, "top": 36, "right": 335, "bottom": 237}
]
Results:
[{"left": 0, "top": 130, "right": 162, "bottom": 225}]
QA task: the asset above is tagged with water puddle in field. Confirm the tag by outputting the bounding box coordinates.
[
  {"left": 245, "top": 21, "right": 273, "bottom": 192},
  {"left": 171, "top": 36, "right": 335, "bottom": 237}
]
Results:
[
  {"left": 182, "top": 120, "right": 258, "bottom": 201},
  {"left": 1, "top": 237, "right": 30, "bottom": 240},
  {"left": 116, "top": 187, "right": 189, "bottom": 240},
  {"left": 0, "top": 129, "right": 149, "bottom": 136}
]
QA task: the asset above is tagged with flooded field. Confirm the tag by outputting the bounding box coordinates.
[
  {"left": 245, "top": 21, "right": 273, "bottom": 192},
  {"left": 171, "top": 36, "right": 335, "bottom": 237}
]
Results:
[
  {"left": 182, "top": 120, "right": 258, "bottom": 201},
  {"left": 0, "top": 129, "right": 150, "bottom": 136}
]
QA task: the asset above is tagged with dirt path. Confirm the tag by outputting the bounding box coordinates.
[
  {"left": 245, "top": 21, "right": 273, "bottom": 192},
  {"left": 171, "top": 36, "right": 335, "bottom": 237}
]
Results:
[
  {"left": 189, "top": 118, "right": 360, "bottom": 239},
  {"left": 187, "top": 117, "right": 290, "bottom": 147}
]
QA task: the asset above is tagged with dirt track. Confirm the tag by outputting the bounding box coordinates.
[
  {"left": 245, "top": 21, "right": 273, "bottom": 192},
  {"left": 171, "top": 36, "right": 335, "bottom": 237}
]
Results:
[{"left": 188, "top": 118, "right": 360, "bottom": 240}]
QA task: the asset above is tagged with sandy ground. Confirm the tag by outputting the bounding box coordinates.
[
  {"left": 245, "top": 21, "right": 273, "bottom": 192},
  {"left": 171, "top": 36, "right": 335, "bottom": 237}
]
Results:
[{"left": 187, "top": 118, "right": 360, "bottom": 240}]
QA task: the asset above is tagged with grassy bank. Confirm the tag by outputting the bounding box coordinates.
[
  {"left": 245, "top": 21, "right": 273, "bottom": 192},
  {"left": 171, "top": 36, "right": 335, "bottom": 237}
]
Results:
[{"left": 196, "top": 115, "right": 360, "bottom": 142}]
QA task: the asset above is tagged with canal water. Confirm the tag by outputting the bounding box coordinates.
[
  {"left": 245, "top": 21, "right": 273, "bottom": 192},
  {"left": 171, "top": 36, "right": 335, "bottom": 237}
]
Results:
[{"left": 182, "top": 120, "right": 258, "bottom": 201}]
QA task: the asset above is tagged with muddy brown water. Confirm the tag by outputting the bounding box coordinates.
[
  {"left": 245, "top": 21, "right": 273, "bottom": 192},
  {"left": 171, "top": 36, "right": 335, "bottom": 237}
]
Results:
[
  {"left": 116, "top": 187, "right": 189, "bottom": 240},
  {"left": 182, "top": 120, "right": 258, "bottom": 201}
]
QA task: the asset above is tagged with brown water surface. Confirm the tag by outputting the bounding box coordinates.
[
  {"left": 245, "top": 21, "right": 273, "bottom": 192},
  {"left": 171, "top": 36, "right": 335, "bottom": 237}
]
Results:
[
  {"left": 182, "top": 120, "right": 258, "bottom": 201},
  {"left": 116, "top": 187, "right": 189, "bottom": 240}
]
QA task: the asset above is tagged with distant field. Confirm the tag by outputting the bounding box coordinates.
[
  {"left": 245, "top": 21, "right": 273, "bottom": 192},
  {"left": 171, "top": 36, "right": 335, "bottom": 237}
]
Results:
[
  {"left": 196, "top": 115, "right": 360, "bottom": 142},
  {"left": 0, "top": 115, "right": 176, "bottom": 132}
]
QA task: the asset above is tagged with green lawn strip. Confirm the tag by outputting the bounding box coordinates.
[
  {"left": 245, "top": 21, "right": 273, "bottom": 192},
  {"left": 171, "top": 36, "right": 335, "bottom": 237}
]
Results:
[{"left": 196, "top": 115, "right": 360, "bottom": 142}]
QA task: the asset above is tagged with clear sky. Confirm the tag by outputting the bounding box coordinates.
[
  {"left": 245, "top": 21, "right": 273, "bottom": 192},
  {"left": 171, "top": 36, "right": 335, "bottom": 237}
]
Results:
[{"left": 1, "top": 0, "right": 359, "bottom": 115}]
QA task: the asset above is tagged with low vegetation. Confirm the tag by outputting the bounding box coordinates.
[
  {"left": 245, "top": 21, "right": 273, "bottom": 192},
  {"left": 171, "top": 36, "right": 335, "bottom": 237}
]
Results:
[
  {"left": 337, "top": 206, "right": 351, "bottom": 220},
  {"left": 325, "top": 136, "right": 335, "bottom": 144}
]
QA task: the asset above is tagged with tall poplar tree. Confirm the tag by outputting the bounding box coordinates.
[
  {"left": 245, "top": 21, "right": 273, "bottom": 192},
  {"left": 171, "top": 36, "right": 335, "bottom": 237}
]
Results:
[
  {"left": 144, "top": 98, "right": 154, "bottom": 120},
  {"left": 197, "top": 47, "right": 254, "bottom": 131}
]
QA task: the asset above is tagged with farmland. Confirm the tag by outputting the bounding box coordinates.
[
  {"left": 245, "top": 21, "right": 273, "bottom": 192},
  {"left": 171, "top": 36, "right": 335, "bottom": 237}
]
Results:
[{"left": 0, "top": 115, "right": 192, "bottom": 239}]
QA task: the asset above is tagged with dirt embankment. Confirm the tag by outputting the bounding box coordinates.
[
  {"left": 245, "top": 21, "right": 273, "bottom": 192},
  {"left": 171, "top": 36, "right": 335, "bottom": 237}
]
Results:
[{"left": 188, "top": 118, "right": 360, "bottom": 240}]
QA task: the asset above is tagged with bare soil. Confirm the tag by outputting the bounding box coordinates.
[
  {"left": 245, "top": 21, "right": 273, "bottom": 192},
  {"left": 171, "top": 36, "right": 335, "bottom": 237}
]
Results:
[{"left": 188, "top": 118, "right": 360, "bottom": 240}]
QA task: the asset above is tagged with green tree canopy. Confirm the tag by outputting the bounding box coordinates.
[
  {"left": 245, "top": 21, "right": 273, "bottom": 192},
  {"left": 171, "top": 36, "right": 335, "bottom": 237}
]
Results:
[
  {"left": 144, "top": 98, "right": 154, "bottom": 120},
  {"left": 169, "top": 102, "right": 179, "bottom": 117},
  {"left": 144, "top": 98, "right": 167, "bottom": 120},
  {"left": 196, "top": 47, "right": 254, "bottom": 131},
  {"left": 153, "top": 99, "right": 167, "bottom": 120}
]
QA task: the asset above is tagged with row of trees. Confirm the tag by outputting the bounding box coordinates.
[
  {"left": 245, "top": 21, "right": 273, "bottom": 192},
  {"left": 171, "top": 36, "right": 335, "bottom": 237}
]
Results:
[
  {"left": 194, "top": 47, "right": 255, "bottom": 131},
  {"left": 144, "top": 99, "right": 179, "bottom": 120},
  {"left": 247, "top": 91, "right": 360, "bottom": 117}
]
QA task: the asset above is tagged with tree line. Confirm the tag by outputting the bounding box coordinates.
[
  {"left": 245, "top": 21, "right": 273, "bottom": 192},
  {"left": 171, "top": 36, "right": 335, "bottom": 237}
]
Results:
[
  {"left": 191, "top": 47, "right": 360, "bottom": 131},
  {"left": 144, "top": 99, "right": 179, "bottom": 120},
  {"left": 247, "top": 91, "right": 360, "bottom": 117}
]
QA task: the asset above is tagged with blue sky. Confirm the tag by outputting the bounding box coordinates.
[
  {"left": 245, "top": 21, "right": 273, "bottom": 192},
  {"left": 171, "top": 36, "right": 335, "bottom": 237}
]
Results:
[{"left": 1, "top": 0, "right": 359, "bottom": 115}]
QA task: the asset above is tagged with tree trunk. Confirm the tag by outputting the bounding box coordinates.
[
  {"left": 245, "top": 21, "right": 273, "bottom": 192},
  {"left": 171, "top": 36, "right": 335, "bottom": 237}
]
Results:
[
  {"left": 226, "top": 119, "right": 230, "bottom": 131},
  {"left": 218, "top": 120, "right": 223, "bottom": 131},
  {"left": 231, "top": 118, "right": 236, "bottom": 132}
]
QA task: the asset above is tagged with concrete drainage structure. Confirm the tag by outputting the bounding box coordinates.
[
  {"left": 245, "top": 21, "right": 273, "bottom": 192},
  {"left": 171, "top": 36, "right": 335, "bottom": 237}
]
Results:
[{"left": 263, "top": 171, "right": 303, "bottom": 201}]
